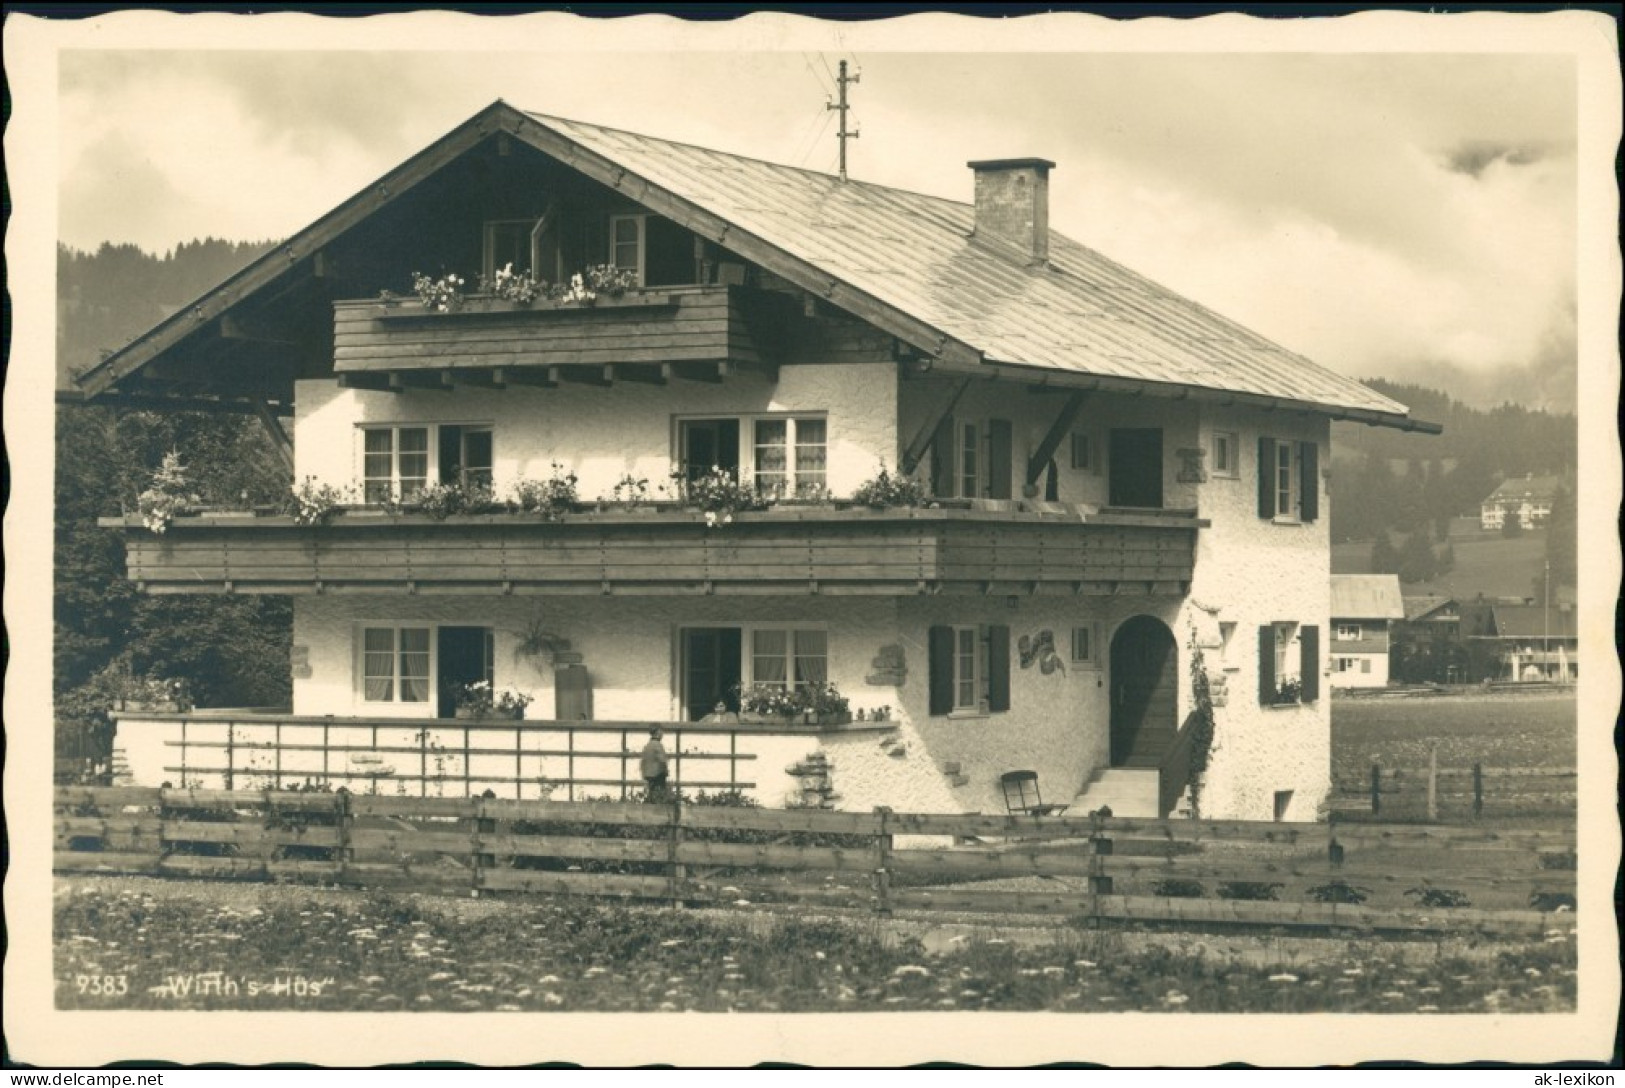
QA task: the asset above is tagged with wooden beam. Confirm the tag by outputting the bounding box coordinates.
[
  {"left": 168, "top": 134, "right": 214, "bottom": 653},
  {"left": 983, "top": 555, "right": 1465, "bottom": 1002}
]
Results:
[
  {"left": 1025, "top": 389, "right": 1088, "bottom": 487},
  {"left": 899, "top": 377, "right": 972, "bottom": 476},
  {"left": 337, "top": 372, "right": 397, "bottom": 393},
  {"left": 58, "top": 390, "right": 292, "bottom": 416},
  {"left": 389, "top": 371, "right": 453, "bottom": 392},
  {"left": 252, "top": 401, "right": 296, "bottom": 474},
  {"left": 451, "top": 368, "right": 504, "bottom": 389}
]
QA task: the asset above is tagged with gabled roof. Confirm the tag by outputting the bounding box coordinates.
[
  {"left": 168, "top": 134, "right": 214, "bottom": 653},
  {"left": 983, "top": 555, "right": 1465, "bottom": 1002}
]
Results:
[
  {"left": 74, "top": 101, "right": 1438, "bottom": 433},
  {"left": 1402, "top": 594, "right": 1459, "bottom": 623},
  {"left": 1486, "top": 604, "right": 1578, "bottom": 639},
  {"left": 1483, "top": 474, "right": 1564, "bottom": 505},
  {"left": 1330, "top": 574, "right": 1405, "bottom": 620}
]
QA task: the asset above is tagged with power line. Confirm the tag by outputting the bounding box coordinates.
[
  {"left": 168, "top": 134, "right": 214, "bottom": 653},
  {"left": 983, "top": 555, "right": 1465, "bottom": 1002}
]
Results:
[{"left": 825, "top": 58, "right": 860, "bottom": 181}]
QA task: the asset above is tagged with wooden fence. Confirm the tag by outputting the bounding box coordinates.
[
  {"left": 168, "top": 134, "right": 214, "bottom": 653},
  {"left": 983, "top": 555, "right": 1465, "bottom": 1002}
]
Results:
[
  {"left": 1331, "top": 762, "right": 1576, "bottom": 820},
  {"left": 54, "top": 786, "right": 1577, "bottom": 937}
]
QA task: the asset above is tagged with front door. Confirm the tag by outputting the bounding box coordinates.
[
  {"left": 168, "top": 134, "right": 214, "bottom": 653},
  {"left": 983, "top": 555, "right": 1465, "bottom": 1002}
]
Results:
[
  {"left": 437, "top": 626, "right": 494, "bottom": 718},
  {"left": 1108, "top": 428, "right": 1164, "bottom": 508},
  {"left": 1109, "top": 616, "right": 1178, "bottom": 767},
  {"left": 680, "top": 627, "right": 742, "bottom": 722}
]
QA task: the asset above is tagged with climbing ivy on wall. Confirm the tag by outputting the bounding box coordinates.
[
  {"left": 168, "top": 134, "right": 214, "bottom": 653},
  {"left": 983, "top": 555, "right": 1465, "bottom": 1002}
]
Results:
[{"left": 1184, "top": 633, "right": 1218, "bottom": 818}]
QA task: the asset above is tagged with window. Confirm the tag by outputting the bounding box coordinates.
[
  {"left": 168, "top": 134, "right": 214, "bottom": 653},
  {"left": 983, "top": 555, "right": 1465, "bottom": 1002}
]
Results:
[
  {"left": 361, "top": 425, "right": 494, "bottom": 503},
  {"left": 678, "top": 625, "right": 827, "bottom": 721},
  {"left": 931, "top": 417, "right": 1013, "bottom": 500},
  {"left": 609, "top": 214, "right": 646, "bottom": 285},
  {"left": 1335, "top": 623, "right": 1362, "bottom": 641},
  {"left": 752, "top": 417, "right": 828, "bottom": 498},
  {"left": 1258, "top": 622, "right": 1319, "bottom": 705},
  {"left": 361, "top": 626, "right": 432, "bottom": 704},
  {"left": 1071, "top": 623, "right": 1101, "bottom": 666},
  {"left": 1070, "top": 431, "right": 1098, "bottom": 473},
  {"left": 1211, "top": 431, "right": 1238, "bottom": 478},
  {"left": 1256, "top": 438, "right": 1319, "bottom": 522},
  {"left": 362, "top": 426, "right": 430, "bottom": 504},
  {"left": 928, "top": 624, "right": 1011, "bottom": 716},
  {"left": 749, "top": 627, "right": 828, "bottom": 689}
]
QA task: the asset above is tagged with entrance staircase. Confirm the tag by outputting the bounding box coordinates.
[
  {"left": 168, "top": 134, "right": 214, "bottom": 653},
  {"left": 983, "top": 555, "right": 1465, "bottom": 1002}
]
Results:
[{"left": 1071, "top": 767, "right": 1159, "bottom": 818}]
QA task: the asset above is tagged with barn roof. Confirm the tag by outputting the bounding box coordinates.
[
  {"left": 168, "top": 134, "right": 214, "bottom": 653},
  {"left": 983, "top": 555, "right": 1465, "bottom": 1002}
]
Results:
[
  {"left": 72, "top": 101, "right": 1439, "bottom": 433},
  {"left": 1330, "top": 574, "right": 1406, "bottom": 620}
]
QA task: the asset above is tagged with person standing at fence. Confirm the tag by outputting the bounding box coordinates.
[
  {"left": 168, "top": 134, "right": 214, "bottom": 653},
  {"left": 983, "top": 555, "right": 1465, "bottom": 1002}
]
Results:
[{"left": 640, "top": 728, "right": 670, "bottom": 802}]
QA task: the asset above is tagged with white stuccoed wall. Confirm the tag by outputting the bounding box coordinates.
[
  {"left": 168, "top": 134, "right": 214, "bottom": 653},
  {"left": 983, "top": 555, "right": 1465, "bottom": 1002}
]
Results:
[
  {"left": 294, "top": 362, "right": 898, "bottom": 501},
  {"left": 1181, "top": 405, "right": 1332, "bottom": 822}
]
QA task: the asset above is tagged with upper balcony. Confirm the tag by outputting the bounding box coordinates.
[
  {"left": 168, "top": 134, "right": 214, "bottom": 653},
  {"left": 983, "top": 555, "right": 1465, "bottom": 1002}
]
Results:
[
  {"left": 332, "top": 285, "right": 793, "bottom": 389},
  {"left": 102, "top": 502, "right": 1202, "bottom": 599}
]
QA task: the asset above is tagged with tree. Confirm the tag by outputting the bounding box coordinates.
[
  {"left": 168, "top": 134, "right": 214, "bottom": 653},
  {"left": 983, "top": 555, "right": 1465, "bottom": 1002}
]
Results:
[
  {"left": 1397, "top": 528, "right": 1439, "bottom": 584},
  {"left": 1370, "top": 531, "right": 1400, "bottom": 575},
  {"left": 1544, "top": 482, "right": 1576, "bottom": 588}
]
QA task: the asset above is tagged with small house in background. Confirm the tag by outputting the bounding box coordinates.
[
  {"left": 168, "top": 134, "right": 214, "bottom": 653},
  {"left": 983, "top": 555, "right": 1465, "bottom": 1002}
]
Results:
[
  {"left": 1328, "top": 575, "right": 1404, "bottom": 688},
  {"left": 1479, "top": 473, "right": 1562, "bottom": 531},
  {"left": 1477, "top": 603, "right": 1580, "bottom": 682},
  {"left": 71, "top": 101, "right": 1438, "bottom": 822}
]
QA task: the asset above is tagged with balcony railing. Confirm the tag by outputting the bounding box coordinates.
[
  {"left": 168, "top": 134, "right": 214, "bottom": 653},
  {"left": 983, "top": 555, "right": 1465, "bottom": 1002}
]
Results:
[{"left": 103, "top": 503, "right": 1203, "bottom": 597}]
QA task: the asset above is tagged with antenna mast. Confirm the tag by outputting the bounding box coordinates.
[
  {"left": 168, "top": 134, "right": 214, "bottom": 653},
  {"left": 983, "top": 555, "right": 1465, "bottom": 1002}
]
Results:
[{"left": 826, "top": 59, "right": 860, "bottom": 180}]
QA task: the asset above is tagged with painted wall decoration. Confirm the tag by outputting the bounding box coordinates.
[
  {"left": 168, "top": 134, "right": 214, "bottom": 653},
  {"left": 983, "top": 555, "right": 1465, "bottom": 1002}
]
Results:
[
  {"left": 1018, "top": 630, "right": 1066, "bottom": 675},
  {"left": 865, "top": 643, "right": 907, "bottom": 686},
  {"left": 1176, "top": 447, "right": 1208, "bottom": 483}
]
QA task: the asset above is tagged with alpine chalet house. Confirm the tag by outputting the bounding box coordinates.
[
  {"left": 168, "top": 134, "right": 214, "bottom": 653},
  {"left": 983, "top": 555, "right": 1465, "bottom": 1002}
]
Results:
[
  {"left": 1327, "top": 574, "right": 1404, "bottom": 689},
  {"left": 77, "top": 102, "right": 1438, "bottom": 821}
]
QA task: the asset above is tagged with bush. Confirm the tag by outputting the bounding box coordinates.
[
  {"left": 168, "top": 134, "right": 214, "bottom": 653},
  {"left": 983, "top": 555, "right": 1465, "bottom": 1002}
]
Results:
[
  {"left": 1307, "top": 880, "right": 1370, "bottom": 905},
  {"left": 1528, "top": 891, "right": 1576, "bottom": 912},
  {"left": 849, "top": 464, "right": 927, "bottom": 509},
  {"left": 1404, "top": 885, "right": 1471, "bottom": 909},
  {"left": 416, "top": 481, "right": 501, "bottom": 520},
  {"left": 1216, "top": 881, "right": 1283, "bottom": 901},
  {"left": 1150, "top": 878, "right": 1206, "bottom": 899}
]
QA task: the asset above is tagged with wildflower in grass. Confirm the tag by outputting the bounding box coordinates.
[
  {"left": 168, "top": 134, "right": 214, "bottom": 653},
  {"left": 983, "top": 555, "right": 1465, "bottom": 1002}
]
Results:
[
  {"left": 415, "top": 995, "right": 434, "bottom": 1004},
  {"left": 1380, "top": 991, "right": 1406, "bottom": 1000},
  {"left": 1524, "top": 967, "right": 1542, "bottom": 977},
  {"left": 496, "top": 1004, "right": 522, "bottom": 1012},
  {"left": 1042, "top": 967, "right": 1065, "bottom": 977},
  {"left": 1163, "top": 991, "right": 1189, "bottom": 1006},
  {"left": 1342, "top": 967, "right": 1363, "bottom": 976},
  {"left": 893, "top": 965, "right": 931, "bottom": 979},
  {"left": 1269, "top": 973, "right": 1300, "bottom": 984},
  {"left": 814, "top": 951, "right": 825, "bottom": 960},
  {"left": 539, "top": 975, "right": 561, "bottom": 984},
  {"left": 659, "top": 939, "right": 684, "bottom": 948},
  {"left": 543, "top": 992, "right": 564, "bottom": 1005}
]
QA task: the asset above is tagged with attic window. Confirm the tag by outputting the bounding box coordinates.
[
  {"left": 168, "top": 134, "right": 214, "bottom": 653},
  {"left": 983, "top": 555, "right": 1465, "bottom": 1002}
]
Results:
[
  {"left": 484, "top": 218, "right": 547, "bottom": 280},
  {"left": 609, "top": 215, "right": 646, "bottom": 286}
]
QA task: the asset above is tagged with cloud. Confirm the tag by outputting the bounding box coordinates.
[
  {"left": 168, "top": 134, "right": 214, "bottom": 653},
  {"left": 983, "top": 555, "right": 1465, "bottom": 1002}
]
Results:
[{"left": 1443, "top": 140, "right": 1554, "bottom": 178}]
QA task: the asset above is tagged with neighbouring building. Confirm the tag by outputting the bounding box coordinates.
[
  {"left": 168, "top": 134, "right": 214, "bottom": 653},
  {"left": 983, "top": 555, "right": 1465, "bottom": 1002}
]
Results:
[
  {"left": 1328, "top": 575, "right": 1404, "bottom": 689},
  {"left": 71, "top": 102, "right": 1438, "bottom": 821},
  {"left": 1475, "top": 603, "right": 1580, "bottom": 682},
  {"left": 1479, "top": 474, "right": 1563, "bottom": 531}
]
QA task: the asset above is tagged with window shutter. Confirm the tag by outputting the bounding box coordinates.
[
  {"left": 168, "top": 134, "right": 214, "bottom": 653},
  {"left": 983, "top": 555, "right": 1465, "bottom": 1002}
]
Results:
[
  {"left": 1299, "top": 441, "right": 1320, "bottom": 522},
  {"left": 986, "top": 624, "right": 1011, "bottom": 713},
  {"left": 1300, "top": 625, "right": 1320, "bottom": 702},
  {"left": 928, "top": 625, "right": 954, "bottom": 716},
  {"left": 930, "top": 417, "right": 957, "bottom": 498},
  {"left": 1257, "top": 437, "right": 1277, "bottom": 519},
  {"left": 438, "top": 425, "right": 462, "bottom": 483},
  {"left": 1258, "top": 625, "right": 1276, "bottom": 705},
  {"left": 987, "top": 419, "right": 1014, "bottom": 500}
]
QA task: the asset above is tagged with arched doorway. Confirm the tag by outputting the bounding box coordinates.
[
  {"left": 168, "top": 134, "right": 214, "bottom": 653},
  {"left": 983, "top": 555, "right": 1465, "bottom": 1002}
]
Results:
[{"left": 1109, "top": 616, "right": 1178, "bottom": 767}]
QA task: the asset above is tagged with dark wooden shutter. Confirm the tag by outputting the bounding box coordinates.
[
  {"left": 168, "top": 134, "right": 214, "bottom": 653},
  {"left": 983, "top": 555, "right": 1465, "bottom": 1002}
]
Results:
[
  {"left": 1257, "top": 437, "right": 1277, "bottom": 519},
  {"left": 987, "top": 419, "right": 1013, "bottom": 500},
  {"left": 1258, "top": 625, "right": 1276, "bottom": 705},
  {"left": 1299, "top": 625, "right": 1320, "bottom": 702},
  {"left": 1044, "top": 459, "right": 1059, "bottom": 501},
  {"left": 555, "top": 664, "right": 593, "bottom": 720},
  {"left": 928, "top": 625, "right": 954, "bottom": 716},
  {"left": 986, "top": 624, "right": 1011, "bottom": 713},
  {"left": 930, "top": 417, "right": 957, "bottom": 498},
  {"left": 438, "top": 425, "right": 463, "bottom": 483},
  {"left": 1299, "top": 441, "right": 1319, "bottom": 522}
]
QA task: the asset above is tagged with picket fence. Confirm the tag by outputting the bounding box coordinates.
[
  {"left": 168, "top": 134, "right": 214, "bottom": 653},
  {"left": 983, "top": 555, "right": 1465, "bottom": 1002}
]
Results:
[{"left": 55, "top": 786, "right": 1576, "bottom": 938}]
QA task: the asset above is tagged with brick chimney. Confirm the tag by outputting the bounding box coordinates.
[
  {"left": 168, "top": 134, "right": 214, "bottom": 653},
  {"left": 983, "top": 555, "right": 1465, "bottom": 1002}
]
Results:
[{"left": 967, "top": 157, "right": 1056, "bottom": 265}]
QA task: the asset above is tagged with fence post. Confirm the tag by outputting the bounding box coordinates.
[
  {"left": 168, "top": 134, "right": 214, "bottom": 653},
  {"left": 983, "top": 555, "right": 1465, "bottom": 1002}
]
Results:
[
  {"left": 668, "top": 797, "right": 686, "bottom": 908},
  {"left": 1088, "top": 809, "right": 1113, "bottom": 927},
  {"left": 1473, "top": 761, "right": 1484, "bottom": 820},
  {"left": 1426, "top": 744, "right": 1438, "bottom": 822},
  {"left": 872, "top": 807, "right": 893, "bottom": 916},
  {"left": 335, "top": 788, "right": 352, "bottom": 883},
  {"left": 1370, "top": 763, "right": 1381, "bottom": 816}
]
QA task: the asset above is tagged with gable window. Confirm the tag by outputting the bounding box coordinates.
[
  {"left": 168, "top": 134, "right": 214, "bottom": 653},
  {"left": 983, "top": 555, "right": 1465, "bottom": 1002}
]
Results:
[
  {"left": 609, "top": 214, "right": 646, "bottom": 285},
  {"left": 1335, "top": 623, "right": 1362, "bottom": 641},
  {"left": 1258, "top": 622, "right": 1319, "bottom": 705},
  {"left": 1257, "top": 438, "right": 1319, "bottom": 522},
  {"left": 361, "top": 626, "right": 432, "bottom": 704},
  {"left": 362, "top": 426, "right": 430, "bottom": 504},
  {"left": 1211, "top": 431, "right": 1238, "bottom": 478},
  {"left": 931, "top": 417, "right": 1013, "bottom": 500},
  {"left": 928, "top": 624, "right": 1011, "bottom": 716}
]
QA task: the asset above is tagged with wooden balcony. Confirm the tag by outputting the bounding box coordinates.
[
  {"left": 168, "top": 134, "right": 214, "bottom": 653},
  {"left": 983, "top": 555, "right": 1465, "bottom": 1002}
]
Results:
[
  {"left": 332, "top": 285, "right": 787, "bottom": 386},
  {"left": 105, "top": 505, "right": 1201, "bottom": 597}
]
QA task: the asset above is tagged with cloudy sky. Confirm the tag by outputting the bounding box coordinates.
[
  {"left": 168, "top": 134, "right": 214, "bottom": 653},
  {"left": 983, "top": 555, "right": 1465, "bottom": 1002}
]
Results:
[{"left": 51, "top": 16, "right": 1583, "bottom": 411}]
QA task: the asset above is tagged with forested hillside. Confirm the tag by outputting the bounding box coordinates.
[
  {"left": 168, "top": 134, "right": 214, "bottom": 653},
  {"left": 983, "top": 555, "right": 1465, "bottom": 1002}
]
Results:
[{"left": 56, "top": 240, "right": 291, "bottom": 752}]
